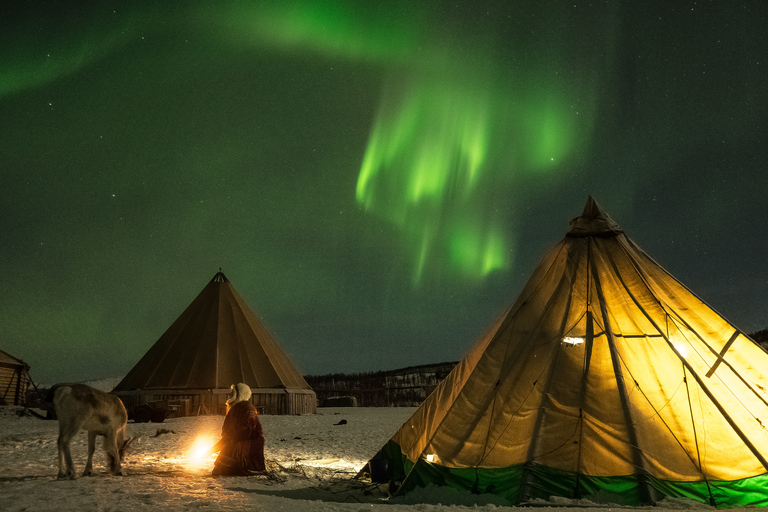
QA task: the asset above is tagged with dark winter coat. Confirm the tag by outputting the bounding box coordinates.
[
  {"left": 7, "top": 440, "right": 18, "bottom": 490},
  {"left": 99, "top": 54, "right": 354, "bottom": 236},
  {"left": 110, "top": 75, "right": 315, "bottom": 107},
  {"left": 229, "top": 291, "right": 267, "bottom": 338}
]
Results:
[{"left": 211, "top": 401, "right": 265, "bottom": 476}]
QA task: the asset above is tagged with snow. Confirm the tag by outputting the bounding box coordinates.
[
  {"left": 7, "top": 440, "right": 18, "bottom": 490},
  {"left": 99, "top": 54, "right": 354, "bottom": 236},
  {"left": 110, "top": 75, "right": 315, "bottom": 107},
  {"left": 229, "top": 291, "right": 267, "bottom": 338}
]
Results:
[{"left": 0, "top": 405, "right": 708, "bottom": 512}]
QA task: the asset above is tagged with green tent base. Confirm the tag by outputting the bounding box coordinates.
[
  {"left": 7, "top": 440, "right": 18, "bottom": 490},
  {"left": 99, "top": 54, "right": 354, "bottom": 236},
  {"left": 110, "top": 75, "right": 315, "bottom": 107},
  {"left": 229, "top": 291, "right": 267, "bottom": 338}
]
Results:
[{"left": 374, "top": 440, "right": 768, "bottom": 508}]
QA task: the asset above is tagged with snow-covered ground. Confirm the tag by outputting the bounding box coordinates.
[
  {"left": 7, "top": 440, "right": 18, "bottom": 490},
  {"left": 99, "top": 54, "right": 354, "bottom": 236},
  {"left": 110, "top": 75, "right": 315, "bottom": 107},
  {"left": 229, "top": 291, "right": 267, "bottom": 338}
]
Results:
[{"left": 0, "top": 405, "right": 707, "bottom": 512}]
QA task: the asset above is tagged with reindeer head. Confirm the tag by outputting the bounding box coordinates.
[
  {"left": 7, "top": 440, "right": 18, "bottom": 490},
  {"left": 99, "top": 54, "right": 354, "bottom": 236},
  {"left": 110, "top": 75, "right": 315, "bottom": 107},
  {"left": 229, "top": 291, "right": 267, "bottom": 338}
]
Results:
[
  {"left": 120, "top": 437, "right": 134, "bottom": 460},
  {"left": 107, "top": 437, "right": 134, "bottom": 472}
]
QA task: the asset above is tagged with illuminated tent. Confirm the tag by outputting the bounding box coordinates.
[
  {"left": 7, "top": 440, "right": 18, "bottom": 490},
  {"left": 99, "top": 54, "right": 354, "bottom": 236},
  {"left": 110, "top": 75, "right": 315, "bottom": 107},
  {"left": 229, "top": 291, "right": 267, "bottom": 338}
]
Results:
[
  {"left": 113, "top": 271, "right": 316, "bottom": 416},
  {"left": 367, "top": 196, "right": 768, "bottom": 507}
]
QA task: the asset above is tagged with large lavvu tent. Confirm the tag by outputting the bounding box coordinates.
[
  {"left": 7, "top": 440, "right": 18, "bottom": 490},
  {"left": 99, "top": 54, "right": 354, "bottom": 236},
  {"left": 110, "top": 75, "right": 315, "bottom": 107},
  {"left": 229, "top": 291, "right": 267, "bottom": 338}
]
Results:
[
  {"left": 368, "top": 196, "right": 768, "bottom": 507},
  {"left": 113, "top": 271, "right": 316, "bottom": 416}
]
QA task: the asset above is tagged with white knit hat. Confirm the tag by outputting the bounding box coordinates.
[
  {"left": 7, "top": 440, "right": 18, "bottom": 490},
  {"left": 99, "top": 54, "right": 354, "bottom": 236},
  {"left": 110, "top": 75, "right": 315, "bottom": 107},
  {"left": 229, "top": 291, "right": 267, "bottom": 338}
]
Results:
[{"left": 226, "top": 382, "right": 252, "bottom": 406}]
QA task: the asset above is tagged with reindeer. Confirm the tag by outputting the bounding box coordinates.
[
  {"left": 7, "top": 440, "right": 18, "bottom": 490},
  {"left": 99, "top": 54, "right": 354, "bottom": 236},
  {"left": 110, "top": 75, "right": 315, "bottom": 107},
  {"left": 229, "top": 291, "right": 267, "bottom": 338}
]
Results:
[{"left": 52, "top": 383, "right": 132, "bottom": 479}]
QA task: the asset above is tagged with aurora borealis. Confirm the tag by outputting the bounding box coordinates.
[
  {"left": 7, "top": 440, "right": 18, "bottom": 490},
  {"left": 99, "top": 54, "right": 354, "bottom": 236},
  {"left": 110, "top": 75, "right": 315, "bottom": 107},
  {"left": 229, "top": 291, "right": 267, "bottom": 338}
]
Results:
[{"left": 2, "top": 1, "right": 767, "bottom": 384}]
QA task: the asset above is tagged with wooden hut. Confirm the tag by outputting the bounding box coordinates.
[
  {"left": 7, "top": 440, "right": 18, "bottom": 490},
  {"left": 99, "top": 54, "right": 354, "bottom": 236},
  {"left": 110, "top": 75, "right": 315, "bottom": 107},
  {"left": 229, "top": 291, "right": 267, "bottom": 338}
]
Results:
[{"left": 0, "top": 349, "right": 31, "bottom": 406}]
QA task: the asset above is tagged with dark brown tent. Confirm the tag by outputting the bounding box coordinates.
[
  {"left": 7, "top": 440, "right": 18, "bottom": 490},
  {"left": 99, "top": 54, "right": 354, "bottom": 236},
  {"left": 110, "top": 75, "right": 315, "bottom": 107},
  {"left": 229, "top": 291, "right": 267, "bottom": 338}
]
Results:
[
  {"left": 0, "top": 349, "right": 31, "bottom": 406},
  {"left": 113, "top": 272, "right": 316, "bottom": 415}
]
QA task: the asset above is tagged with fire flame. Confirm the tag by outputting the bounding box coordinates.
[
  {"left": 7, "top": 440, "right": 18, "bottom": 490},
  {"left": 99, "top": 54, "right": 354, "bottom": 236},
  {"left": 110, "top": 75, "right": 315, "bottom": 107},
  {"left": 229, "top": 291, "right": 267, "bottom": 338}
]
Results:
[{"left": 188, "top": 435, "right": 217, "bottom": 468}]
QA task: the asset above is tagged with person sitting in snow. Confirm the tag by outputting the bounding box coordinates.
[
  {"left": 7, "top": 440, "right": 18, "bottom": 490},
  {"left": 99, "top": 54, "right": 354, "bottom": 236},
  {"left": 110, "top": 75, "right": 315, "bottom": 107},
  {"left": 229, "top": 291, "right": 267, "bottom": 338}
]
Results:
[{"left": 210, "top": 382, "right": 265, "bottom": 476}]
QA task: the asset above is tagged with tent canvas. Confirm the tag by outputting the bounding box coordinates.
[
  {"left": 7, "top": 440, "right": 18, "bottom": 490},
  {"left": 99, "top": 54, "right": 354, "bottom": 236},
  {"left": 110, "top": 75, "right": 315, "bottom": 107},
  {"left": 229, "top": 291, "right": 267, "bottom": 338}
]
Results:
[
  {"left": 114, "top": 271, "right": 315, "bottom": 415},
  {"left": 368, "top": 196, "right": 768, "bottom": 507}
]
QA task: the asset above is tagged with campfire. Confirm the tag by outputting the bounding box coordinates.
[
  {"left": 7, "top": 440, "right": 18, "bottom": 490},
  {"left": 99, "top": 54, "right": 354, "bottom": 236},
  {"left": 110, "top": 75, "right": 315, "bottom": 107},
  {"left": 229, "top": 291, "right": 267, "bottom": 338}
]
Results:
[{"left": 186, "top": 435, "right": 217, "bottom": 469}]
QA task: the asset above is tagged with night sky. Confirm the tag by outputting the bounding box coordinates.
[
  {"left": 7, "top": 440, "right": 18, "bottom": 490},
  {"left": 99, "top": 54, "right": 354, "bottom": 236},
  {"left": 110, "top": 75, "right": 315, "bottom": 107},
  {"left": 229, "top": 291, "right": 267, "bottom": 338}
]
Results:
[{"left": 2, "top": 1, "right": 767, "bottom": 385}]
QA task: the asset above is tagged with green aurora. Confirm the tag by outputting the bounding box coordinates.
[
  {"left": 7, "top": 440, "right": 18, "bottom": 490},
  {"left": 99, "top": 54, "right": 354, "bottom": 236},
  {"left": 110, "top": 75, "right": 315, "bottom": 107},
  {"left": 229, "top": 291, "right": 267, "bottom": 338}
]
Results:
[
  {"left": 3, "top": 1, "right": 588, "bottom": 284},
  {"left": 1, "top": 1, "right": 766, "bottom": 383}
]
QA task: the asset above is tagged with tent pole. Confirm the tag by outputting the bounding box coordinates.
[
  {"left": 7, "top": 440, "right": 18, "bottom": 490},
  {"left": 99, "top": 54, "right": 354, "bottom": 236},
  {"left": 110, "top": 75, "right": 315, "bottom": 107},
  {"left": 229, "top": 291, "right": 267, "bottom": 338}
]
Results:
[
  {"left": 591, "top": 256, "right": 656, "bottom": 506},
  {"left": 519, "top": 343, "right": 564, "bottom": 504},
  {"left": 573, "top": 310, "right": 595, "bottom": 499},
  {"left": 518, "top": 241, "right": 585, "bottom": 503},
  {"left": 682, "top": 364, "right": 717, "bottom": 506},
  {"left": 574, "top": 240, "right": 596, "bottom": 500},
  {"left": 675, "top": 353, "right": 768, "bottom": 472},
  {"left": 623, "top": 237, "right": 768, "bottom": 403}
]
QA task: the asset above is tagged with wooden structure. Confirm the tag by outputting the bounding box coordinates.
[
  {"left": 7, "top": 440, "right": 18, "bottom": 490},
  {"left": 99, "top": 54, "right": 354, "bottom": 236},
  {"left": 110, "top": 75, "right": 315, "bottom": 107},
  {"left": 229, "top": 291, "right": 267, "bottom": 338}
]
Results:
[
  {"left": 307, "top": 361, "right": 458, "bottom": 407},
  {"left": 116, "top": 387, "right": 317, "bottom": 417},
  {"left": 0, "top": 349, "right": 31, "bottom": 406}
]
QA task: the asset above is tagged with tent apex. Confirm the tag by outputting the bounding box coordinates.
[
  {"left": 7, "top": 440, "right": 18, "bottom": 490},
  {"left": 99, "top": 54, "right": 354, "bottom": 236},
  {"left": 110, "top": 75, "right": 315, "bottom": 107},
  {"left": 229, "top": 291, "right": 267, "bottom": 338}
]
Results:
[
  {"left": 582, "top": 195, "right": 601, "bottom": 217},
  {"left": 212, "top": 270, "right": 229, "bottom": 283},
  {"left": 567, "top": 195, "right": 623, "bottom": 237}
]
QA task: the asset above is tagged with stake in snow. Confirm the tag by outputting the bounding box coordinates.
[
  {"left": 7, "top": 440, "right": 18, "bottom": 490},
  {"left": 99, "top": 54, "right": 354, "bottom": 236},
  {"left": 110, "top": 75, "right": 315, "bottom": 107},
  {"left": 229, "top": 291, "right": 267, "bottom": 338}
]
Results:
[{"left": 53, "top": 384, "right": 132, "bottom": 479}]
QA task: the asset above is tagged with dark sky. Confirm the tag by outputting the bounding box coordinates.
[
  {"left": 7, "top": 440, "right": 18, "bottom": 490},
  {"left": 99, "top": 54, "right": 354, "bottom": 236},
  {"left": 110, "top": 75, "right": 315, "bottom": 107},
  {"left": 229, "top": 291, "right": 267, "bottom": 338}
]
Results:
[{"left": 2, "top": 1, "right": 767, "bottom": 385}]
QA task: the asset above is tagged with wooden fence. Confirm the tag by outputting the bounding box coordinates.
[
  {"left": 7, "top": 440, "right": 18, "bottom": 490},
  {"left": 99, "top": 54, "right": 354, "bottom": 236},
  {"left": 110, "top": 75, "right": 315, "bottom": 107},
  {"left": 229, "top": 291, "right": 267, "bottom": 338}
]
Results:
[{"left": 305, "top": 361, "right": 458, "bottom": 407}]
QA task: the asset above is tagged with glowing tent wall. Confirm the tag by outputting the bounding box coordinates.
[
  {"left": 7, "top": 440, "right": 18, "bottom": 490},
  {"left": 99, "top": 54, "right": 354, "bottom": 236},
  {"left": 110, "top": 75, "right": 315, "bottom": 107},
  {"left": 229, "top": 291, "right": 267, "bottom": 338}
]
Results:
[{"left": 367, "top": 196, "right": 768, "bottom": 508}]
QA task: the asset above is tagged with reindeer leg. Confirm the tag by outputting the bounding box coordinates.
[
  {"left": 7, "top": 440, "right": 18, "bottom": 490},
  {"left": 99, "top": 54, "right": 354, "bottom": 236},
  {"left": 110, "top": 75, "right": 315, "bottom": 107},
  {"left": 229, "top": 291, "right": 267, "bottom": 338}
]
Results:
[
  {"left": 83, "top": 431, "right": 96, "bottom": 476},
  {"left": 107, "top": 434, "right": 123, "bottom": 476},
  {"left": 102, "top": 434, "right": 120, "bottom": 476},
  {"left": 57, "top": 423, "right": 78, "bottom": 480},
  {"left": 56, "top": 426, "right": 66, "bottom": 479}
]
